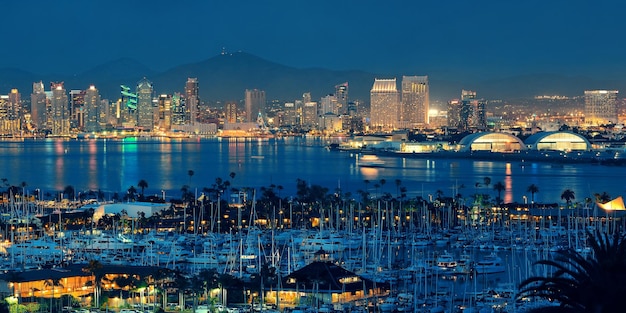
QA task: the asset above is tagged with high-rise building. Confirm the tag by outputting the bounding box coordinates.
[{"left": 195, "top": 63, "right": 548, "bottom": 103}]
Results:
[
  {"left": 584, "top": 90, "right": 618, "bottom": 125},
  {"left": 6, "top": 89, "right": 21, "bottom": 134},
  {"left": 69, "top": 89, "right": 86, "bottom": 129},
  {"left": 370, "top": 78, "right": 398, "bottom": 130},
  {"left": 335, "top": 82, "right": 348, "bottom": 114},
  {"left": 157, "top": 94, "right": 172, "bottom": 131},
  {"left": 84, "top": 85, "right": 101, "bottom": 132},
  {"left": 224, "top": 102, "right": 237, "bottom": 124},
  {"left": 447, "top": 99, "right": 461, "bottom": 129},
  {"left": 30, "top": 81, "right": 47, "bottom": 130},
  {"left": 136, "top": 78, "right": 154, "bottom": 131},
  {"left": 302, "top": 101, "right": 318, "bottom": 130},
  {"left": 185, "top": 78, "right": 199, "bottom": 124},
  {"left": 171, "top": 93, "right": 186, "bottom": 126},
  {"left": 282, "top": 102, "right": 297, "bottom": 126},
  {"left": 50, "top": 82, "right": 69, "bottom": 135},
  {"left": 460, "top": 90, "right": 486, "bottom": 131},
  {"left": 320, "top": 94, "right": 338, "bottom": 115},
  {"left": 400, "top": 76, "right": 429, "bottom": 128},
  {"left": 245, "top": 89, "right": 266, "bottom": 123}
]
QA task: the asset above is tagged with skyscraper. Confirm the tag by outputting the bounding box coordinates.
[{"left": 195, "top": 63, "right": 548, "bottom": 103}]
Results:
[
  {"left": 224, "top": 102, "right": 237, "bottom": 124},
  {"left": 245, "top": 89, "right": 266, "bottom": 123},
  {"left": 7, "top": 89, "right": 21, "bottom": 134},
  {"left": 84, "top": 85, "right": 101, "bottom": 132},
  {"left": 136, "top": 78, "right": 154, "bottom": 131},
  {"left": 185, "top": 78, "right": 199, "bottom": 124},
  {"left": 69, "top": 89, "right": 86, "bottom": 129},
  {"left": 335, "top": 82, "right": 348, "bottom": 115},
  {"left": 50, "top": 82, "right": 69, "bottom": 135},
  {"left": 302, "top": 101, "right": 318, "bottom": 130},
  {"left": 401, "top": 76, "right": 429, "bottom": 128},
  {"left": 30, "top": 81, "right": 47, "bottom": 130},
  {"left": 447, "top": 99, "right": 461, "bottom": 129},
  {"left": 584, "top": 90, "right": 618, "bottom": 125},
  {"left": 460, "top": 90, "right": 486, "bottom": 131},
  {"left": 157, "top": 94, "right": 172, "bottom": 131},
  {"left": 370, "top": 78, "right": 398, "bottom": 130}
]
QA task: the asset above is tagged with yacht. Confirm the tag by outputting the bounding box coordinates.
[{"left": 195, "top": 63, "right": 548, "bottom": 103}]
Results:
[
  {"left": 358, "top": 154, "right": 385, "bottom": 167},
  {"left": 474, "top": 253, "right": 505, "bottom": 274}
]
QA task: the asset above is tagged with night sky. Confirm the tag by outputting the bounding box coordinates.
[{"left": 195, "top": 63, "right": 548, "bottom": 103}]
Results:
[{"left": 2, "top": 0, "right": 624, "bottom": 80}]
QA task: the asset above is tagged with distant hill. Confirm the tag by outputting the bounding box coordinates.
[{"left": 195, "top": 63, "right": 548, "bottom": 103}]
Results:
[{"left": 0, "top": 52, "right": 624, "bottom": 103}]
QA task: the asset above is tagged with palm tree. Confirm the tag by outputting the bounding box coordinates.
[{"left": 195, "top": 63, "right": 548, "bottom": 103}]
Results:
[
  {"left": 63, "top": 185, "right": 75, "bottom": 201},
  {"left": 188, "top": 169, "right": 195, "bottom": 186},
  {"left": 82, "top": 260, "right": 104, "bottom": 308},
  {"left": 44, "top": 278, "right": 63, "bottom": 313},
  {"left": 138, "top": 179, "right": 148, "bottom": 198},
  {"left": 517, "top": 230, "right": 626, "bottom": 312},
  {"left": 483, "top": 176, "right": 491, "bottom": 189},
  {"left": 527, "top": 184, "right": 539, "bottom": 206},
  {"left": 493, "top": 181, "right": 505, "bottom": 204},
  {"left": 561, "top": 189, "right": 575, "bottom": 208}
]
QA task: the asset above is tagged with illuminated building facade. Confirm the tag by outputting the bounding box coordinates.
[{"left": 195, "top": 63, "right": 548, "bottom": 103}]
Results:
[
  {"left": 302, "top": 101, "right": 318, "bottom": 130},
  {"left": 136, "top": 78, "right": 154, "bottom": 131},
  {"left": 185, "top": 78, "right": 199, "bottom": 124},
  {"left": 460, "top": 90, "right": 486, "bottom": 131},
  {"left": 30, "top": 81, "right": 47, "bottom": 130},
  {"left": 157, "top": 94, "right": 172, "bottom": 131},
  {"left": 69, "top": 89, "right": 85, "bottom": 129},
  {"left": 370, "top": 78, "right": 398, "bottom": 130},
  {"left": 84, "top": 85, "right": 101, "bottom": 132},
  {"left": 245, "top": 89, "right": 265, "bottom": 123},
  {"left": 171, "top": 93, "right": 185, "bottom": 126},
  {"left": 50, "top": 82, "right": 70, "bottom": 135},
  {"left": 584, "top": 90, "right": 618, "bottom": 125},
  {"left": 447, "top": 99, "right": 461, "bottom": 129},
  {"left": 335, "top": 82, "right": 348, "bottom": 115},
  {"left": 400, "top": 76, "right": 429, "bottom": 128},
  {"left": 225, "top": 102, "right": 237, "bottom": 124}
]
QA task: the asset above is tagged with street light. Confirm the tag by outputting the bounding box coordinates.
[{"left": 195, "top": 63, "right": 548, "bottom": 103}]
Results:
[
  {"left": 523, "top": 196, "right": 527, "bottom": 204},
  {"left": 161, "top": 190, "right": 165, "bottom": 201}
]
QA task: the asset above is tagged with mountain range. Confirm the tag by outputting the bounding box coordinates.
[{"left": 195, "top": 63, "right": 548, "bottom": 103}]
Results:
[{"left": 0, "top": 51, "right": 623, "bottom": 105}]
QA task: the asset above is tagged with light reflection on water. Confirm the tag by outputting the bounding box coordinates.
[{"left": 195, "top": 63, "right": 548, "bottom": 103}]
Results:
[{"left": 0, "top": 137, "right": 622, "bottom": 203}]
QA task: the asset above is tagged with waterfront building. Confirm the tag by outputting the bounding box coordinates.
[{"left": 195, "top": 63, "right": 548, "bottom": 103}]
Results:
[
  {"left": 584, "top": 90, "right": 618, "bottom": 125},
  {"left": 49, "top": 82, "right": 70, "bottom": 135},
  {"left": 400, "top": 75, "right": 429, "bottom": 128},
  {"left": 335, "top": 82, "right": 348, "bottom": 115},
  {"left": 69, "top": 89, "right": 86, "bottom": 130},
  {"left": 460, "top": 90, "right": 486, "bottom": 131},
  {"left": 245, "top": 89, "right": 265, "bottom": 123},
  {"left": 319, "top": 112, "right": 342, "bottom": 133},
  {"left": 281, "top": 102, "right": 297, "bottom": 127},
  {"left": 171, "top": 93, "right": 186, "bottom": 126},
  {"left": 458, "top": 132, "right": 526, "bottom": 152},
  {"left": 30, "top": 81, "right": 47, "bottom": 130},
  {"left": 157, "top": 94, "right": 172, "bottom": 131},
  {"left": 447, "top": 99, "right": 461, "bottom": 130},
  {"left": 370, "top": 78, "right": 399, "bottom": 131},
  {"left": 136, "top": 78, "right": 154, "bottom": 131},
  {"left": 320, "top": 94, "right": 339, "bottom": 115},
  {"left": 525, "top": 131, "right": 591, "bottom": 151},
  {"left": 83, "top": 85, "right": 101, "bottom": 132},
  {"left": 185, "top": 78, "right": 199, "bottom": 124},
  {"left": 225, "top": 102, "right": 238, "bottom": 124},
  {"left": 301, "top": 101, "right": 318, "bottom": 130}
]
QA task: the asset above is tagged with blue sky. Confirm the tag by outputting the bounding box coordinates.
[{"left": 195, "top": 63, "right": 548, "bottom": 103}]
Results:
[{"left": 2, "top": 0, "right": 624, "bottom": 80}]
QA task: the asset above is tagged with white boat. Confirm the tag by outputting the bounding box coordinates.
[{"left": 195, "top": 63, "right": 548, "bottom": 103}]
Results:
[
  {"left": 474, "top": 253, "right": 505, "bottom": 274},
  {"left": 358, "top": 154, "right": 385, "bottom": 167},
  {"left": 436, "top": 250, "right": 457, "bottom": 270}
]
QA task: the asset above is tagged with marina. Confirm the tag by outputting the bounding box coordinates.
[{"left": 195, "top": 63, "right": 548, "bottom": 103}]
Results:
[{"left": 0, "top": 137, "right": 623, "bottom": 312}]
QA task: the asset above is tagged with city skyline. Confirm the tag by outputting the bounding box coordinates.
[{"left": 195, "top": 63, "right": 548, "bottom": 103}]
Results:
[{"left": 1, "top": 0, "right": 625, "bottom": 83}]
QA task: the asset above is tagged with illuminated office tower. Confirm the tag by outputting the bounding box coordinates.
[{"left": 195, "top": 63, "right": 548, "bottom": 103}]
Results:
[
  {"left": 171, "top": 93, "right": 185, "bottom": 126},
  {"left": 30, "top": 81, "right": 47, "bottom": 130},
  {"left": 185, "top": 78, "right": 199, "bottom": 124},
  {"left": 447, "top": 99, "right": 461, "bottom": 129},
  {"left": 84, "top": 85, "right": 101, "bottom": 132},
  {"left": 320, "top": 94, "right": 338, "bottom": 115},
  {"left": 224, "top": 102, "right": 237, "bottom": 123},
  {"left": 50, "top": 82, "right": 70, "bottom": 135},
  {"left": 335, "top": 82, "right": 348, "bottom": 114},
  {"left": 157, "top": 94, "right": 172, "bottom": 131},
  {"left": 282, "top": 102, "right": 297, "bottom": 126},
  {"left": 584, "top": 90, "right": 618, "bottom": 125},
  {"left": 460, "top": 90, "right": 486, "bottom": 131},
  {"left": 4, "top": 89, "right": 21, "bottom": 134},
  {"left": 136, "top": 78, "right": 154, "bottom": 131},
  {"left": 401, "top": 76, "right": 429, "bottom": 128},
  {"left": 302, "top": 92, "right": 312, "bottom": 105},
  {"left": 245, "top": 89, "right": 265, "bottom": 122},
  {"left": 302, "top": 101, "right": 318, "bottom": 130},
  {"left": 69, "top": 89, "right": 85, "bottom": 129},
  {"left": 370, "top": 78, "right": 399, "bottom": 130}
]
